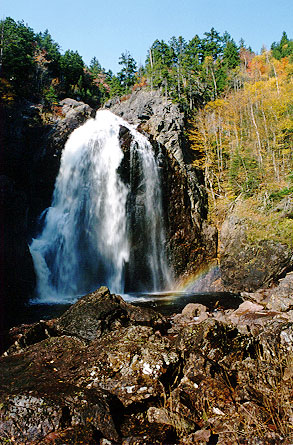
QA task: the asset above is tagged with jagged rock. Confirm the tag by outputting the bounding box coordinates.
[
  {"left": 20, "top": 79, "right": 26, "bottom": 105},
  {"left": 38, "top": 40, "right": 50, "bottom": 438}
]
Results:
[
  {"left": 0, "top": 335, "right": 119, "bottom": 443},
  {"left": 0, "top": 290, "right": 292, "bottom": 443},
  {"left": 169, "top": 317, "right": 292, "bottom": 444},
  {"left": 83, "top": 324, "right": 179, "bottom": 407},
  {"left": 0, "top": 385, "right": 119, "bottom": 443},
  {"left": 147, "top": 406, "right": 196, "bottom": 433},
  {"left": 108, "top": 89, "right": 217, "bottom": 279},
  {"left": 3, "top": 319, "right": 57, "bottom": 356},
  {"left": 106, "top": 89, "right": 187, "bottom": 166},
  {"left": 55, "top": 98, "right": 95, "bottom": 138},
  {"left": 263, "top": 272, "right": 293, "bottom": 312},
  {"left": 55, "top": 286, "right": 169, "bottom": 341}
]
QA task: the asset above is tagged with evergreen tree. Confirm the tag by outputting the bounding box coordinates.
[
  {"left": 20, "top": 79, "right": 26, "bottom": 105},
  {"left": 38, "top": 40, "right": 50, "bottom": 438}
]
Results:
[
  {"left": 89, "top": 57, "right": 103, "bottom": 76},
  {"left": 183, "top": 35, "right": 201, "bottom": 73},
  {"left": 0, "top": 17, "right": 37, "bottom": 97},
  {"left": 200, "top": 28, "right": 223, "bottom": 62},
  {"left": 146, "top": 40, "right": 173, "bottom": 90},
  {"left": 109, "top": 74, "right": 124, "bottom": 97},
  {"left": 60, "top": 50, "right": 84, "bottom": 95},
  {"left": 271, "top": 32, "right": 293, "bottom": 61},
  {"left": 36, "top": 29, "right": 61, "bottom": 77},
  {"left": 117, "top": 51, "right": 137, "bottom": 92},
  {"left": 222, "top": 32, "right": 240, "bottom": 69}
]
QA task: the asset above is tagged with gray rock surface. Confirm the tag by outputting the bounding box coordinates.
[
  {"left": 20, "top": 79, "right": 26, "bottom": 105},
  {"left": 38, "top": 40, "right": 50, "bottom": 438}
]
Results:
[
  {"left": 220, "top": 212, "right": 292, "bottom": 292},
  {"left": 106, "top": 89, "right": 188, "bottom": 166},
  {"left": 107, "top": 89, "right": 217, "bottom": 278}
]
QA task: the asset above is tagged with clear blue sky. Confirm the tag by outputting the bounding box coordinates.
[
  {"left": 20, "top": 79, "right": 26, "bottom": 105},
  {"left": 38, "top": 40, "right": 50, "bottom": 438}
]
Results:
[{"left": 1, "top": 0, "right": 292, "bottom": 73}]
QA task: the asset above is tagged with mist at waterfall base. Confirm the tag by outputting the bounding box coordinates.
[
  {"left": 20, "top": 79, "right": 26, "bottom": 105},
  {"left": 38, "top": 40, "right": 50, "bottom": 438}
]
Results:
[{"left": 27, "top": 110, "right": 240, "bottom": 323}]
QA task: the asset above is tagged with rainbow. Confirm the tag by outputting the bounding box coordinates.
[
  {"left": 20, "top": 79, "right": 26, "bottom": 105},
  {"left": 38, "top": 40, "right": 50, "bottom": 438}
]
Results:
[{"left": 174, "top": 261, "right": 220, "bottom": 293}]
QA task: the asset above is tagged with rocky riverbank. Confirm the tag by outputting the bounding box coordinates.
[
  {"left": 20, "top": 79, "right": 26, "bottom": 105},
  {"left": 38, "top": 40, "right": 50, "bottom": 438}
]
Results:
[{"left": 1, "top": 286, "right": 292, "bottom": 444}]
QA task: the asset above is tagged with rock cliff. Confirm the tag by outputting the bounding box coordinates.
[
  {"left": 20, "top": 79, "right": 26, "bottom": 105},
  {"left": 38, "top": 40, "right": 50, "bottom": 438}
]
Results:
[
  {"left": 106, "top": 89, "right": 217, "bottom": 279},
  {"left": 0, "top": 99, "right": 94, "bottom": 327},
  {"left": 219, "top": 199, "right": 293, "bottom": 293}
]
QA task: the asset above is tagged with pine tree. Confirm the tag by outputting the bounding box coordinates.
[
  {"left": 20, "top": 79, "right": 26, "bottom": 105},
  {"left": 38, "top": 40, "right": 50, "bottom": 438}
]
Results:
[
  {"left": 0, "top": 17, "right": 37, "bottom": 97},
  {"left": 118, "top": 51, "right": 137, "bottom": 92}
]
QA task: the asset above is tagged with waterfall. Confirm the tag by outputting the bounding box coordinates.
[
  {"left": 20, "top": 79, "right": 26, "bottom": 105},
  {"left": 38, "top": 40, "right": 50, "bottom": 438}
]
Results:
[{"left": 30, "top": 110, "right": 172, "bottom": 302}]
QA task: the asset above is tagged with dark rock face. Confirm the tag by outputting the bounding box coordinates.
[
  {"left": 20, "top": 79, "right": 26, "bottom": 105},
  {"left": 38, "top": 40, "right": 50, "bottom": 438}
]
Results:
[
  {"left": 32, "top": 99, "right": 95, "bottom": 219},
  {"left": 1, "top": 286, "right": 292, "bottom": 444},
  {"left": 0, "top": 102, "right": 44, "bottom": 318},
  {"left": 220, "top": 213, "right": 293, "bottom": 292},
  {"left": 0, "top": 175, "right": 36, "bottom": 337},
  {"left": 0, "top": 100, "right": 94, "bottom": 332},
  {"left": 108, "top": 89, "right": 217, "bottom": 279}
]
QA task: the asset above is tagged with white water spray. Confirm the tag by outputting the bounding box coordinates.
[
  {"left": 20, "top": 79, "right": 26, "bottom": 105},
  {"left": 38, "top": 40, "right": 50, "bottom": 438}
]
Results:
[{"left": 30, "top": 110, "right": 172, "bottom": 302}]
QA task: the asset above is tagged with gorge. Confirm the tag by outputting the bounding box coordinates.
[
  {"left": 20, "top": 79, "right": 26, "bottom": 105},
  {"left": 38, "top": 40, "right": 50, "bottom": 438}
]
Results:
[{"left": 0, "top": 89, "right": 292, "bottom": 444}]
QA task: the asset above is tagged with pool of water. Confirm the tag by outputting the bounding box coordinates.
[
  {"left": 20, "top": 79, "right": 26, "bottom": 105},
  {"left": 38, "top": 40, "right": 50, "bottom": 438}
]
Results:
[{"left": 12, "top": 291, "right": 242, "bottom": 326}]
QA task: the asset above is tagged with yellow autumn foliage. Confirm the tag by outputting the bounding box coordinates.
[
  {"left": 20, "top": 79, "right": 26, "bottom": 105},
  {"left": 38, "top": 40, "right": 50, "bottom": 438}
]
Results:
[{"left": 188, "top": 51, "right": 293, "bottom": 205}]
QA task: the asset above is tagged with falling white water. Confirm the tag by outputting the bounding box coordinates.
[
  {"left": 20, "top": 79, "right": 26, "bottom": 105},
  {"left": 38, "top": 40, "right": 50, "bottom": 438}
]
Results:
[{"left": 30, "top": 109, "right": 172, "bottom": 302}]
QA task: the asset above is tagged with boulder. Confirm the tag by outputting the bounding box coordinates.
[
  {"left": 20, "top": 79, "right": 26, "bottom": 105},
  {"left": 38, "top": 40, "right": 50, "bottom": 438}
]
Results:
[
  {"left": 220, "top": 213, "right": 292, "bottom": 292},
  {"left": 55, "top": 286, "right": 169, "bottom": 341}
]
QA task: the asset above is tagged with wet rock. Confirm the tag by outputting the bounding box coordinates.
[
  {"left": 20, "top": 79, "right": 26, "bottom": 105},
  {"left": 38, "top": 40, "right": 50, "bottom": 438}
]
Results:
[
  {"left": 3, "top": 319, "right": 57, "bottom": 356},
  {"left": 0, "top": 335, "right": 119, "bottom": 443},
  {"left": 107, "top": 89, "right": 217, "bottom": 279},
  {"left": 55, "top": 286, "right": 169, "bottom": 341},
  {"left": 0, "top": 386, "right": 119, "bottom": 443}
]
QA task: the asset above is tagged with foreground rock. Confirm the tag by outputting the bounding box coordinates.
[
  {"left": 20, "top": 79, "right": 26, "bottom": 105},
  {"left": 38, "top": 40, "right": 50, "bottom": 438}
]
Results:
[{"left": 1, "top": 286, "right": 292, "bottom": 444}]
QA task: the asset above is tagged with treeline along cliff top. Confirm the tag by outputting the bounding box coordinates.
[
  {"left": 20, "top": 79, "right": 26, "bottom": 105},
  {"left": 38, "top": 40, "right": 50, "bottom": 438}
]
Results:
[{"left": 0, "top": 17, "right": 292, "bottom": 111}]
